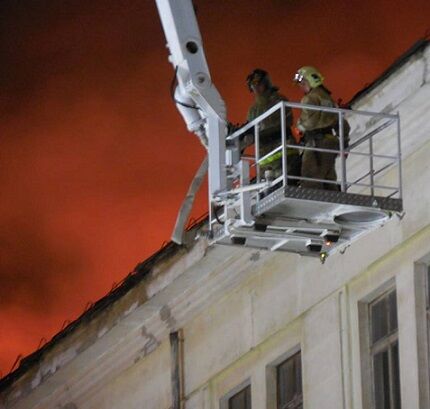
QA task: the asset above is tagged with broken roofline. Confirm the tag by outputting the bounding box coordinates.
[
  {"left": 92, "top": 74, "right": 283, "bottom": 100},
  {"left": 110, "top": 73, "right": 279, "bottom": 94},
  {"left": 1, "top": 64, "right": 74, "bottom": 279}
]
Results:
[
  {"left": 0, "top": 210, "right": 208, "bottom": 392},
  {"left": 0, "top": 241, "right": 178, "bottom": 390},
  {"left": 0, "top": 37, "right": 429, "bottom": 393}
]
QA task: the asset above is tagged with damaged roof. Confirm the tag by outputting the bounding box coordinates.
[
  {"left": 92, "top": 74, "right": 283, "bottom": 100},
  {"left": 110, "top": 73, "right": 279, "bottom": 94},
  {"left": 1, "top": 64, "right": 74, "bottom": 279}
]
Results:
[{"left": 0, "top": 214, "right": 206, "bottom": 392}]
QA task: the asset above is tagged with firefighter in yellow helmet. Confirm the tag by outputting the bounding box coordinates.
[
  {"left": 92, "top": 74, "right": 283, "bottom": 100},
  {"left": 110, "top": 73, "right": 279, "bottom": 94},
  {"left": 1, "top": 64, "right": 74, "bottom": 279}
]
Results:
[
  {"left": 246, "top": 69, "right": 301, "bottom": 186},
  {"left": 294, "top": 66, "right": 349, "bottom": 190}
]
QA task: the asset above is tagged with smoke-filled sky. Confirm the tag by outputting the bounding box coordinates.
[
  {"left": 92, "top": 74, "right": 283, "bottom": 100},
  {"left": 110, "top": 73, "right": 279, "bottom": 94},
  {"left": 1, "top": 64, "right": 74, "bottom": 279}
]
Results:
[{"left": 0, "top": 0, "right": 429, "bottom": 375}]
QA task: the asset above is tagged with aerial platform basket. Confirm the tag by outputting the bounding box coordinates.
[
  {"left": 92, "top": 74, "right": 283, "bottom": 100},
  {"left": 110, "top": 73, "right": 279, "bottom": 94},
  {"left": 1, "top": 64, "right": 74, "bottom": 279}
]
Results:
[
  {"left": 209, "top": 101, "right": 403, "bottom": 261},
  {"left": 154, "top": 0, "right": 402, "bottom": 260}
]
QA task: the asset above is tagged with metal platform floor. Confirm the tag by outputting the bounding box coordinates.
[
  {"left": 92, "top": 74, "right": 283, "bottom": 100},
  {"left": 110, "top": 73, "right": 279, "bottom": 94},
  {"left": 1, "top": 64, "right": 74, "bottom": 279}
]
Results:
[{"left": 212, "top": 186, "right": 403, "bottom": 260}]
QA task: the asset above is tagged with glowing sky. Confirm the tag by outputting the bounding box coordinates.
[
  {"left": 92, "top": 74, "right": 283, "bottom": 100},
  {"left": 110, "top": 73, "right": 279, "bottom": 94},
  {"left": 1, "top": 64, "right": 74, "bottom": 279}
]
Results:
[{"left": 0, "top": 0, "right": 429, "bottom": 375}]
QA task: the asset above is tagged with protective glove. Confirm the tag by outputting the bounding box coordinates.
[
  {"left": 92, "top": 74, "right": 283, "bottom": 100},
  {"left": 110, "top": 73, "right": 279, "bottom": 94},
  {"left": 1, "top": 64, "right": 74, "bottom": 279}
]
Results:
[{"left": 292, "top": 126, "right": 304, "bottom": 143}]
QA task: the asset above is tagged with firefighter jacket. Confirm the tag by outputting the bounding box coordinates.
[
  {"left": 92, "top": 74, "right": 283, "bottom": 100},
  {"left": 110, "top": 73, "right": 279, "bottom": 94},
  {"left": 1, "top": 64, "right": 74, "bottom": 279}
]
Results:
[
  {"left": 246, "top": 88, "right": 298, "bottom": 166},
  {"left": 297, "top": 86, "right": 337, "bottom": 132},
  {"left": 247, "top": 88, "right": 293, "bottom": 135}
]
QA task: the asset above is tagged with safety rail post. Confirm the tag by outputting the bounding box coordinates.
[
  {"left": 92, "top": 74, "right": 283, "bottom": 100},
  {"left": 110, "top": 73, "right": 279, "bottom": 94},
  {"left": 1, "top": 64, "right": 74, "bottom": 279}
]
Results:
[
  {"left": 208, "top": 187, "right": 213, "bottom": 234},
  {"left": 255, "top": 122, "right": 261, "bottom": 205},
  {"left": 239, "top": 160, "right": 252, "bottom": 224},
  {"left": 338, "top": 111, "right": 347, "bottom": 192},
  {"left": 396, "top": 113, "right": 403, "bottom": 200},
  {"left": 255, "top": 123, "right": 260, "bottom": 183},
  {"left": 369, "top": 135, "right": 375, "bottom": 197},
  {"left": 281, "top": 103, "right": 288, "bottom": 187}
]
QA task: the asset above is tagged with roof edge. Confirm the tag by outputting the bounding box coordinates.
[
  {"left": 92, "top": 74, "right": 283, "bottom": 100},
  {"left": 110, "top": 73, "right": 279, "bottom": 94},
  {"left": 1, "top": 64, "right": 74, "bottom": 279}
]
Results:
[
  {"left": 0, "top": 213, "right": 209, "bottom": 393},
  {"left": 348, "top": 38, "right": 429, "bottom": 107}
]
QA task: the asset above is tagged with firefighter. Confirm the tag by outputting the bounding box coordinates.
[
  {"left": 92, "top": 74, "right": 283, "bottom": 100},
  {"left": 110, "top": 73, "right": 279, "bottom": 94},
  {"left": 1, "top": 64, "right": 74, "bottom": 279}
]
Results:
[
  {"left": 293, "top": 66, "right": 349, "bottom": 190},
  {"left": 246, "top": 69, "right": 301, "bottom": 185}
]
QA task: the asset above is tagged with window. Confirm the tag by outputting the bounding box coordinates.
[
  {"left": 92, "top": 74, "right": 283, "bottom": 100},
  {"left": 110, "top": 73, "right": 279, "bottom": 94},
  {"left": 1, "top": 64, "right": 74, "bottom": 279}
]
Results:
[
  {"left": 426, "top": 267, "right": 430, "bottom": 377},
  {"left": 277, "top": 351, "right": 303, "bottom": 409},
  {"left": 413, "top": 256, "right": 430, "bottom": 406},
  {"left": 369, "top": 289, "right": 401, "bottom": 409},
  {"left": 228, "top": 384, "right": 251, "bottom": 409}
]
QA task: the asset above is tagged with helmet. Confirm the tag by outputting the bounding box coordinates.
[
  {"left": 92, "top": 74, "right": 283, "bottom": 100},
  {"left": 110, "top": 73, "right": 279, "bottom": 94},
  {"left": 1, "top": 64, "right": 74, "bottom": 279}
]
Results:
[
  {"left": 246, "top": 68, "right": 276, "bottom": 92},
  {"left": 293, "top": 66, "right": 324, "bottom": 88}
]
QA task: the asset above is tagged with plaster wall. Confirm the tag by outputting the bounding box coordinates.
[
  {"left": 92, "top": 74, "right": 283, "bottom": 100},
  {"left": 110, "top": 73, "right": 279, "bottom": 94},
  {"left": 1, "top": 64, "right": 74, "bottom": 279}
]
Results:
[{"left": 79, "top": 339, "right": 171, "bottom": 409}]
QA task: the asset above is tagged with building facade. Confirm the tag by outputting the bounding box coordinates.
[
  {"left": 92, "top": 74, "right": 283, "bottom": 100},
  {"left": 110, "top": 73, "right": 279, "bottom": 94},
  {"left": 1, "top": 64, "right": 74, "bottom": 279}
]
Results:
[{"left": 1, "top": 40, "right": 430, "bottom": 409}]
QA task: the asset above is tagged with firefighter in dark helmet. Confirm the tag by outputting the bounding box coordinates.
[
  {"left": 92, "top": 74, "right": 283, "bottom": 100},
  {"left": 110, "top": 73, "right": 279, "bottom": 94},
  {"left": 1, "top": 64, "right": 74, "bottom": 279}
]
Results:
[{"left": 246, "top": 69, "right": 301, "bottom": 185}]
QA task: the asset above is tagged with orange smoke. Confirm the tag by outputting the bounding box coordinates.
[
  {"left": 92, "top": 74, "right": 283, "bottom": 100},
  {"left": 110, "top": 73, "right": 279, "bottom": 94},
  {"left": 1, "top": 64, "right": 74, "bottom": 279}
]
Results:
[{"left": 0, "top": 0, "right": 429, "bottom": 375}]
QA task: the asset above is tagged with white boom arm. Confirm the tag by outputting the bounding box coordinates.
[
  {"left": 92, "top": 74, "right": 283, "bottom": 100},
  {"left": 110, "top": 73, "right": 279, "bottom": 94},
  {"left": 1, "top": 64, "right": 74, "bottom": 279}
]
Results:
[{"left": 155, "top": 0, "right": 227, "bottom": 197}]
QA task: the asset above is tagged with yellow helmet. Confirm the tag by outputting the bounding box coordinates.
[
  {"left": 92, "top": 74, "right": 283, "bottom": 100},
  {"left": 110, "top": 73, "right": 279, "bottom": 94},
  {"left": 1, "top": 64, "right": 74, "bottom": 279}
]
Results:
[{"left": 293, "top": 66, "right": 324, "bottom": 88}]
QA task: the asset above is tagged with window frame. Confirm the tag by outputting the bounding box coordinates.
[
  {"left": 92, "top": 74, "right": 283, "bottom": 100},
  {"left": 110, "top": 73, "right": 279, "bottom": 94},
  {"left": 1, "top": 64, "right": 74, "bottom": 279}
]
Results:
[
  {"left": 368, "top": 288, "right": 401, "bottom": 409},
  {"left": 265, "top": 345, "right": 302, "bottom": 409},
  {"left": 425, "top": 266, "right": 430, "bottom": 379},
  {"left": 276, "top": 350, "right": 303, "bottom": 409},
  {"left": 358, "top": 279, "right": 400, "bottom": 409},
  {"left": 220, "top": 379, "right": 252, "bottom": 409},
  {"left": 414, "top": 256, "right": 430, "bottom": 407}
]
